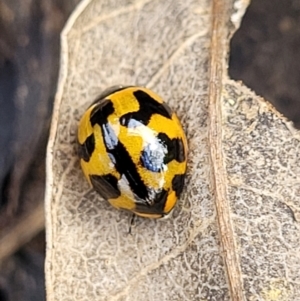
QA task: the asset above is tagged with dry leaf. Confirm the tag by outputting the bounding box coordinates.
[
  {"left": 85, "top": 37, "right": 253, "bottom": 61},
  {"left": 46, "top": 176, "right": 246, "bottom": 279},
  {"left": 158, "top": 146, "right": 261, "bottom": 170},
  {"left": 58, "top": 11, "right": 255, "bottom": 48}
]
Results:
[{"left": 45, "top": 0, "right": 300, "bottom": 300}]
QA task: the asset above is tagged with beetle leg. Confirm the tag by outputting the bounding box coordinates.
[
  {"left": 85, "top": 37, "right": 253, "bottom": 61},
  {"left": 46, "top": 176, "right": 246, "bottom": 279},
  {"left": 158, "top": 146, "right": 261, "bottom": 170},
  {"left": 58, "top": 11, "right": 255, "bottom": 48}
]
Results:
[{"left": 128, "top": 213, "right": 136, "bottom": 235}]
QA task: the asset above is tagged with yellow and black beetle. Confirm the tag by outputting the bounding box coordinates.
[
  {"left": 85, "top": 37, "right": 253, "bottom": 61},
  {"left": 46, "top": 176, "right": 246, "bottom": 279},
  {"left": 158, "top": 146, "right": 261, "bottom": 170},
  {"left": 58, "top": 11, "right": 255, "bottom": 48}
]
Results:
[{"left": 77, "top": 86, "right": 187, "bottom": 218}]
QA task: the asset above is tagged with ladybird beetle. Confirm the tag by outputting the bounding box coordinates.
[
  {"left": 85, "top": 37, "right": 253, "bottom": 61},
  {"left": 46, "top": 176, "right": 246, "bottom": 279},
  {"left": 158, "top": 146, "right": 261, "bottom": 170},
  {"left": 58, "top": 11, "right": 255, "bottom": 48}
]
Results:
[{"left": 77, "top": 86, "right": 188, "bottom": 218}]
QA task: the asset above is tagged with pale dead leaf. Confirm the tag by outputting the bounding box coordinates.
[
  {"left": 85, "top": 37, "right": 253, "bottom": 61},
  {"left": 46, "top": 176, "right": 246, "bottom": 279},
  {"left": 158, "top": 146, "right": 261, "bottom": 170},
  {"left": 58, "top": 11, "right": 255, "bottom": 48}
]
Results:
[{"left": 45, "top": 0, "right": 300, "bottom": 300}]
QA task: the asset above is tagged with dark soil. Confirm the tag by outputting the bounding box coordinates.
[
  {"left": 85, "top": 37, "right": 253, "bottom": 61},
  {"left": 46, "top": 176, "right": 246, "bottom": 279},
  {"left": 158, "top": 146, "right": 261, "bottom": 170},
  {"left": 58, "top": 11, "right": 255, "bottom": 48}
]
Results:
[{"left": 229, "top": 0, "right": 300, "bottom": 128}]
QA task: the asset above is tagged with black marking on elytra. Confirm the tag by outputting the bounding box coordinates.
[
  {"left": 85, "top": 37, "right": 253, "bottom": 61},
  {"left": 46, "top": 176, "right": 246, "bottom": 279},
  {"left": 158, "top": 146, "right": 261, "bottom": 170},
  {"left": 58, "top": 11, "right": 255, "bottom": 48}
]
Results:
[
  {"left": 172, "top": 174, "right": 185, "bottom": 197},
  {"left": 90, "top": 99, "right": 115, "bottom": 126},
  {"left": 90, "top": 97, "right": 149, "bottom": 202},
  {"left": 135, "top": 189, "right": 168, "bottom": 215},
  {"left": 90, "top": 174, "right": 120, "bottom": 199},
  {"left": 110, "top": 140, "right": 149, "bottom": 201},
  {"left": 157, "top": 133, "right": 186, "bottom": 164},
  {"left": 120, "top": 90, "right": 172, "bottom": 126},
  {"left": 91, "top": 85, "right": 133, "bottom": 106},
  {"left": 176, "top": 139, "right": 185, "bottom": 162},
  {"left": 78, "top": 133, "right": 95, "bottom": 162},
  {"left": 140, "top": 134, "right": 185, "bottom": 172}
]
